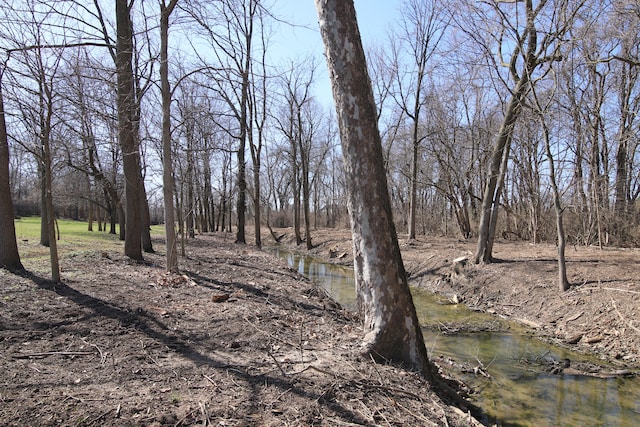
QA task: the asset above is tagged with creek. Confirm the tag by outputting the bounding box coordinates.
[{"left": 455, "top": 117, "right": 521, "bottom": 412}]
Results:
[{"left": 269, "top": 247, "right": 640, "bottom": 427}]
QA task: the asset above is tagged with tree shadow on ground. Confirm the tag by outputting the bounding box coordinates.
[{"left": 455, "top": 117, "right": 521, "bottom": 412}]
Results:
[{"left": 13, "top": 269, "right": 371, "bottom": 425}]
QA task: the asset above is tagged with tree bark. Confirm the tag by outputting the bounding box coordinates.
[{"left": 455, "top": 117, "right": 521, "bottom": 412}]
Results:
[
  {"left": 0, "top": 80, "right": 23, "bottom": 272},
  {"left": 39, "top": 156, "right": 49, "bottom": 247},
  {"left": 316, "top": 0, "right": 436, "bottom": 378},
  {"left": 235, "top": 126, "right": 247, "bottom": 244},
  {"left": 160, "top": 0, "right": 179, "bottom": 272},
  {"left": 42, "top": 114, "right": 60, "bottom": 282},
  {"left": 140, "top": 178, "right": 154, "bottom": 253},
  {"left": 541, "top": 121, "right": 570, "bottom": 290},
  {"left": 301, "top": 148, "right": 313, "bottom": 250},
  {"left": 115, "top": 0, "right": 143, "bottom": 261},
  {"left": 474, "top": 74, "right": 527, "bottom": 264}
]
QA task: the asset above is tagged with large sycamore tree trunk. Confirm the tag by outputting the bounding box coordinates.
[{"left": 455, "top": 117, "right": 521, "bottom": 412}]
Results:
[
  {"left": 115, "top": 0, "right": 143, "bottom": 261},
  {"left": 315, "top": 0, "right": 435, "bottom": 378},
  {"left": 0, "top": 80, "right": 23, "bottom": 272}
]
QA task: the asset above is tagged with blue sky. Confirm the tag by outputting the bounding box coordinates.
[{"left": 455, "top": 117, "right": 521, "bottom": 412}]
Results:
[{"left": 270, "top": 0, "right": 402, "bottom": 107}]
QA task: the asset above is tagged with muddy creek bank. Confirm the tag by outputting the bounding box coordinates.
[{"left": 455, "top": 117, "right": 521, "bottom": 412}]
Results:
[{"left": 270, "top": 228, "right": 640, "bottom": 426}]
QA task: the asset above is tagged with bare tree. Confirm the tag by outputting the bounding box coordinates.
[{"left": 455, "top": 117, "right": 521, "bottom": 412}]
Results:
[
  {"left": 274, "top": 59, "right": 316, "bottom": 248},
  {"left": 0, "top": 66, "right": 23, "bottom": 272},
  {"left": 388, "top": 0, "right": 447, "bottom": 240},
  {"left": 115, "top": 0, "right": 143, "bottom": 260},
  {"left": 185, "top": 0, "right": 265, "bottom": 245},
  {"left": 530, "top": 82, "right": 570, "bottom": 290},
  {"left": 460, "top": 0, "right": 585, "bottom": 263},
  {"left": 315, "top": 0, "right": 436, "bottom": 378},
  {"left": 609, "top": 5, "right": 640, "bottom": 240},
  {"left": 2, "top": 5, "right": 64, "bottom": 281},
  {"left": 160, "top": 0, "right": 179, "bottom": 272},
  {"left": 248, "top": 11, "right": 270, "bottom": 249},
  {"left": 61, "top": 53, "right": 123, "bottom": 236}
]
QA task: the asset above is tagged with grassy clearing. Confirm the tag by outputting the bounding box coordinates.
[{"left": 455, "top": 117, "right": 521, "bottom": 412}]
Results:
[{"left": 13, "top": 217, "right": 164, "bottom": 274}]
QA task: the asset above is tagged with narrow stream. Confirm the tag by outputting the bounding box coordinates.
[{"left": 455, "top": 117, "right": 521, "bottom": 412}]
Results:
[{"left": 270, "top": 247, "right": 640, "bottom": 427}]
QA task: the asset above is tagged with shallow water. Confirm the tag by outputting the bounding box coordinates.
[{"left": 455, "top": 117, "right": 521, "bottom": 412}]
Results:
[{"left": 270, "top": 247, "right": 640, "bottom": 426}]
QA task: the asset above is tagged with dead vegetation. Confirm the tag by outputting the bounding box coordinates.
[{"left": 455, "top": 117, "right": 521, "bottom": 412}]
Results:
[{"left": 0, "top": 233, "right": 483, "bottom": 426}]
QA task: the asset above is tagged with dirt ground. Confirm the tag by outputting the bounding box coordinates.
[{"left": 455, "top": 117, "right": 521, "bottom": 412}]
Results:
[
  {"left": 0, "top": 232, "right": 483, "bottom": 427},
  {"left": 286, "top": 227, "right": 640, "bottom": 371}
]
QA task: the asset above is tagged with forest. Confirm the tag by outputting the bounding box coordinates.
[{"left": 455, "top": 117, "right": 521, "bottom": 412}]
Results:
[
  {"left": 1, "top": 0, "right": 640, "bottom": 425},
  {"left": 1, "top": 0, "right": 639, "bottom": 273}
]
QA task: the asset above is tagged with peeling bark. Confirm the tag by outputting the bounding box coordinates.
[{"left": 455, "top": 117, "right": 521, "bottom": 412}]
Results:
[{"left": 315, "top": 0, "right": 435, "bottom": 378}]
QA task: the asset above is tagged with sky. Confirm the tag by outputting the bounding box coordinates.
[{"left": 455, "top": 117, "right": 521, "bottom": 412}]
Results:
[{"left": 269, "top": 0, "right": 402, "bottom": 108}]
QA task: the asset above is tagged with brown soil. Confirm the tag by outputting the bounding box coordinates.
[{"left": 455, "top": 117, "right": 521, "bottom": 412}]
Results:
[
  {"left": 0, "top": 232, "right": 483, "bottom": 427},
  {"left": 288, "top": 227, "right": 640, "bottom": 371}
]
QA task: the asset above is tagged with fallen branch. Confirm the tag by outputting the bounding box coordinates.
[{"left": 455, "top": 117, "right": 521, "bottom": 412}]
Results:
[
  {"left": 81, "top": 337, "right": 107, "bottom": 365},
  {"left": 604, "top": 287, "right": 640, "bottom": 295},
  {"left": 83, "top": 407, "right": 114, "bottom": 426},
  {"left": 267, "top": 349, "right": 288, "bottom": 376},
  {"left": 202, "top": 374, "right": 217, "bottom": 387},
  {"left": 12, "top": 351, "right": 95, "bottom": 359},
  {"left": 610, "top": 297, "right": 640, "bottom": 337},
  {"left": 243, "top": 316, "right": 297, "bottom": 348},
  {"left": 292, "top": 365, "right": 425, "bottom": 401},
  {"left": 578, "top": 286, "right": 640, "bottom": 295},
  {"left": 566, "top": 311, "right": 584, "bottom": 322}
]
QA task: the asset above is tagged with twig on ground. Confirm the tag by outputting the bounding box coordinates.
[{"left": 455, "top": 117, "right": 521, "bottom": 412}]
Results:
[
  {"left": 355, "top": 399, "right": 375, "bottom": 424},
  {"left": 579, "top": 286, "right": 640, "bottom": 295},
  {"left": 392, "top": 398, "right": 438, "bottom": 426},
  {"left": 243, "top": 316, "right": 296, "bottom": 348},
  {"left": 611, "top": 297, "right": 640, "bottom": 336},
  {"left": 81, "top": 337, "right": 107, "bottom": 365},
  {"left": 368, "top": 353, "right": 386, "bottom": 385},
  {"left": 292, "top": 365, "right": 426, "bottom": 401},
  {"left": 604, "top": 287, "right": 640, "bottom": 295},
  {"left": 12, "top": 351, "right": 95, "bottom": 359},
  {"left": 267, "top": 348, "right": 288, "bottom": 376},
  {"left": 198, "top": 401, "right": 210, "bottom": 426},
  {"left": 85, "top": 407, "right": 113, "bottom": 425},
  {"left": 202, "top": 373, "right": 217, "bottom": 387}
]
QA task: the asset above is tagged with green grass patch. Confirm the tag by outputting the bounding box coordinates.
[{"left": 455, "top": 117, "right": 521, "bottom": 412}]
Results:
[
  {"left": 14, "top": 217, "right": 164, "bottom": 273},
  {"left": 14, "top": 216, "right": 124, "bottom": 241}
]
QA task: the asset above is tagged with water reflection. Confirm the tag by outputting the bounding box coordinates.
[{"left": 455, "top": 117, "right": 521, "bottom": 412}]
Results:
[
  {"left": 274, "top": 247, "right": 357, "bottom": 308},
  {"left": 269, "top": 246, "right": 640, "bottom": 427}
]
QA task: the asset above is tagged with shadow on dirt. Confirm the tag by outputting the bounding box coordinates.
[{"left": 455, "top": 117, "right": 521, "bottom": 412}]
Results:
[{"left": 15, "top": 269, "right": 371, "bottom": 425}]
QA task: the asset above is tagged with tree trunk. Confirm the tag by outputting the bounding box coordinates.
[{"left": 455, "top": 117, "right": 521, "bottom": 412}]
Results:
[
  {"left": 542, "top": 123, "right": 570, "bottom": 290},
  {"left": 292, "top": 137, "right": 302, "bottom": 245},
  {"left": 485, "top": 141, "right": 511, "bottom": 259},
  {"left": 39, "top": 157, "right": 49, "bottom": 247},
  {"left": 87, "top": 196, "right": 94, "bottom": 232},
  {"left": 408, "top": 135, "right": 418, "bottom": 240},
  {"left": 474, "top": 78, "right": 526, "bottom": 264},
  {"left": 302, "top": 162, "right": 312, "bottom": 250},
  {"left": 236, "top": 142, "right": 247, "bottom": 244},
  {"left": 140, "top": 179, "right": 154, "bottom": 253},
  {"left": 115, "top": 0, "right": 143, "bottom": 261},
  {"left": 0, "top": 80, "right": 23, "bottom": 272},
  {"left": 253, "top": 163, "right": 262, "bottom": 248},
  {"left": 235, "top": 63, "right": 251, "bottom": 244},
  {"left": 42, "top": 121, "right": 60, "bottom": 282},
  {"left": 117, "top": 202, "right": 125, "bottom": 241},
  {"left": 316, "top": 0, "right": 436, "bottom": 378},
  {"left": 202, "top": 152, "right": 212, "bottom": 233},
  {"left": 160, "top": 0, "right": 179, "bottom": 272}
]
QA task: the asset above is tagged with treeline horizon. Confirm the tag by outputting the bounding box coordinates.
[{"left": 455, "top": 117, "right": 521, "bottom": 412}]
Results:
[{"left": 3, "top": 0, "right": 640, "bottom": 264}]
